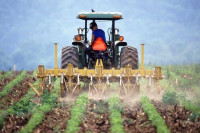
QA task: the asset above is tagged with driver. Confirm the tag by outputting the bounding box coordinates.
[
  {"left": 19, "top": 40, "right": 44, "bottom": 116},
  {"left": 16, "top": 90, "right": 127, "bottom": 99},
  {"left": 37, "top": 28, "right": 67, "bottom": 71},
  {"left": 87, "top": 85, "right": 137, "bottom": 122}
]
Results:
[{"left": 90, "top": 21, "right": 106, "bottom": 44}]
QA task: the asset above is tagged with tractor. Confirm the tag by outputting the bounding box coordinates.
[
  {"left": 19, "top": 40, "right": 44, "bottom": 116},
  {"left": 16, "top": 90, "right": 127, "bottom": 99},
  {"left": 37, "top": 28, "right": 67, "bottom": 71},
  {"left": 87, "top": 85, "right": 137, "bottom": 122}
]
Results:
[
  {"left": 61, "top": 12, "right": 138, "bottom": 71},
  {"left": 34, "top": 11, "right": 163, "bottom": 97}
]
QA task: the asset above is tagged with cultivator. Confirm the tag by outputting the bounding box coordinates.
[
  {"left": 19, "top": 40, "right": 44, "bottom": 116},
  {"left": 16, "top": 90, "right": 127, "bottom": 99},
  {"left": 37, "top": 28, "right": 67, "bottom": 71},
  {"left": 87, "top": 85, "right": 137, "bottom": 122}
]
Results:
[{"left": 31, "top": 43, "right": 163, "bottom": 97}]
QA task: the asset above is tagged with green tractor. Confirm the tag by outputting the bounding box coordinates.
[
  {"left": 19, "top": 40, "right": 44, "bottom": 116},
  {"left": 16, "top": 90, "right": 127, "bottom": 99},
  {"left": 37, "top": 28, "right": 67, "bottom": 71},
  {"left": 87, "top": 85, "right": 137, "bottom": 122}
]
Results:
[
  {"left": 61, "top": 11, "right": 138, "bottom": 71},
  {"left": 34, "top": 11, "right": 163, "bottom": 97}
]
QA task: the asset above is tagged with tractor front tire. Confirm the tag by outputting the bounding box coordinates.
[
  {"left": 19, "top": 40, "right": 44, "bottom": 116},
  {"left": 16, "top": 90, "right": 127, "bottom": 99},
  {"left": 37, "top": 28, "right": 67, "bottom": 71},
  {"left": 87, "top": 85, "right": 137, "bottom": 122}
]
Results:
[{"left": 61, "top": 46, "right": 78, "bottom": 69}]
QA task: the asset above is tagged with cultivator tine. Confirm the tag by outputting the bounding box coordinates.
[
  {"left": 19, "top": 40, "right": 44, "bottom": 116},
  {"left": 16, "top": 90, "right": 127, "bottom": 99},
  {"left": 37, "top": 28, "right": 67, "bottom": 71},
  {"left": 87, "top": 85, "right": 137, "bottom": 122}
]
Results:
[
  {"left": 61, "top": 73, "right": 64, "bottom": 84},
  {"left": 154, "top": 80, "right": 161, "bottom": 95},
  {"left": 49, "top": 84, "right": 53, "bottom": 93},
  {"left": 120, "top": 74, "right": 122, "bottom": 86},
  {"left": 39, "top": 78, "right": 44, "bottom": 95},
  {"left": 72, "top": 73, "right": 81, "bottom": 94},
  {"left": 128, "top": 82, "right": 137, "bottom": 96},
  {"left": 136, "top": 73, "right": 139, "bottom": 82},
  {"left": 149, "top": 75, "right": 152, "bottom": 86},
  {"left": 146, "top": 75, "right": 152, "bottom": 94},
  {"left": 77, "top": 73, "right": 81, "bottom": 93},
  {"left": 48, "top": 74, "right": 51, "bottom": 84},
  {"left": 60, "top": 73, "right": 65, "bottom": 96},
  {"left": 89, "top": 74, "right": 93, "bottom": 94},
  {"left": 77, "top": 73, "right": 80, "bottom": 85},
  {"left": 29, "top": 83, "right": 41, "bottom": 96},
  {"left": 71, "top": 84, "right": 78, "bottom": 94},
  {"left": 48, "top": 73, "right": 52, "bottom": 93},
  {"left": 122, "top": 81, "right": 128, "bottom": 96},
  {"left": 101, "top": 84, "right": 107, "bottom": 97},
  {"left": 64, "top": 78, "right": 68, "bottom": 93},
  {"left": 93, "top": 85, "right": 98, "bottom": 94},
  {"left": 117, "top": 73, "right": 122, "bottom": 94},
  {"left": 106, "top": 74, "right": 110, "bottom": 86}
]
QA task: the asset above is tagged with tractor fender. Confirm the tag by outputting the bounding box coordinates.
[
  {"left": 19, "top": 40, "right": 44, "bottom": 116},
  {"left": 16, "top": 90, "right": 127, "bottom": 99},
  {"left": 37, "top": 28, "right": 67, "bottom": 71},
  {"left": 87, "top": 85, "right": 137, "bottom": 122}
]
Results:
[
  {"left": 72, "top": 41, "right": 84, "bottom": 46},
  {"left": 115, "top": 41, "right": 127, "bottom": 47}
]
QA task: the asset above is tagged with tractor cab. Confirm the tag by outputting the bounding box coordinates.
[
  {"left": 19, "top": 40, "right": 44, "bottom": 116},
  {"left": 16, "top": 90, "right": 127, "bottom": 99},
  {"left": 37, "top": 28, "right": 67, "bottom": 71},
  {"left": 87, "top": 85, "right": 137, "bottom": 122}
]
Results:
[{"left": 72, "top": 12, "right": 127, "bottom": 69}]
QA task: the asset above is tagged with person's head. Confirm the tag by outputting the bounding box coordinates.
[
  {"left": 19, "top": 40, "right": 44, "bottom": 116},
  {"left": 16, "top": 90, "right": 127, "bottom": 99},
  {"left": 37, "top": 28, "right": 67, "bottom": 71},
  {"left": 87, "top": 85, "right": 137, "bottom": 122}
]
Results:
[{"left": 90, "top": 21, "right": 97, "bottom": 31}]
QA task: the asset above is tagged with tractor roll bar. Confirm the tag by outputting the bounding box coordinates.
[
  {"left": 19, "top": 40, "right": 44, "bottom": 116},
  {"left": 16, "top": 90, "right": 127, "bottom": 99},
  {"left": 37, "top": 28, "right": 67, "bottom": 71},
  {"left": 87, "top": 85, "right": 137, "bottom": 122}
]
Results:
[
  {"left": 112, "top": 20, "right": 115, "bottom": 67},
  {"left": 85, "top": 20, "right": 87, "bottom": 43}
]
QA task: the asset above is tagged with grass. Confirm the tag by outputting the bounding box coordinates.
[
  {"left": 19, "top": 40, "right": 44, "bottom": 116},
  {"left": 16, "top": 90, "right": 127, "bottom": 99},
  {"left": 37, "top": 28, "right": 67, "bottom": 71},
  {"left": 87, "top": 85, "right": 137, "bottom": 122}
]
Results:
[{"left": 0, "top": 70, "right": 27, "bottom": 98}]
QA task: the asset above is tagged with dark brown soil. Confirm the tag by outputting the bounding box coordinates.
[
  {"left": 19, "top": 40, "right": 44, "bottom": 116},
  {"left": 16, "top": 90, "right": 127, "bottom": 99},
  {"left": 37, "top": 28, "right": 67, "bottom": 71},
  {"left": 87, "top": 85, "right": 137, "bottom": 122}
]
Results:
[
  {"left": 0, "top": 76, "right": 35, "bottom": 110},
  {"left": 33, "top": 106, "right": 71, "bottom": 133},
  {"left": 0, "top": 71, "right": 31, "bottom": 91},
  {"left": 79, "top": 99, "right": 111, "bottom": 133},
  {"left": 152, "top": 100, "right": 200, "bottom": 133},
  {"left": 122, "top": 102, "right": 156, "bottom": 133},
  {"left": 0, "top": 77, "right": 14, "bottom": 91},
  {"left": 1, "top": 114, "right": 31, "bottom": 133}
]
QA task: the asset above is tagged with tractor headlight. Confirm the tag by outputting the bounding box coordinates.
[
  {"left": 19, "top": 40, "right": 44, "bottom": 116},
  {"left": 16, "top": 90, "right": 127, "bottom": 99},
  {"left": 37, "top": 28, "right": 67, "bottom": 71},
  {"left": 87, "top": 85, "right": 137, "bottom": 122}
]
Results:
[
  {"left": 75, "top": 35, "right": 81, "bottom": 41},
  {"left": 119, "top": 36, "right": 124, "bottom": 41}
]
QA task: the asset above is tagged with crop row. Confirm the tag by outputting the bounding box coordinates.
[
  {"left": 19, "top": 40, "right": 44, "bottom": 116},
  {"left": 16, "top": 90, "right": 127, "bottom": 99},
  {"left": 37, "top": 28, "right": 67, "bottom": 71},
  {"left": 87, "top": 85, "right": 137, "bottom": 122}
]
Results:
[
  {"left": 65, "top": 93, "right": 88, "bottom": 133},
  {"left": 140, "top": 96, "right": 170, "bottom": 133},
  {"left": 0, "top": 70, "right": 37, "bottom": 129},
  {"left": 0, "top": 71, "right": 12, "bottom": 80},
  {"left": 108, "top": 95, "right": 124, "bottom": 133},
  {"left": 65, "top": 94, "right": 125, "bottom": 133},
  {"left": 20, "top": 78, "right": 61, "bottom": 133},
  {"left": 0, "top": 70, "right": 27, "bottom": 98}
]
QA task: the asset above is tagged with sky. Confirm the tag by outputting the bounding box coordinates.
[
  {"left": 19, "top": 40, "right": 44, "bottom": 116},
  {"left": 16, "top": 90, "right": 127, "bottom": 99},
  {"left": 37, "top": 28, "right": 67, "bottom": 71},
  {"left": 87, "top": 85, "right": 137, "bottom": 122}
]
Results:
[{"left": 0, "top": 0, "right": 200, "bottom": 70}]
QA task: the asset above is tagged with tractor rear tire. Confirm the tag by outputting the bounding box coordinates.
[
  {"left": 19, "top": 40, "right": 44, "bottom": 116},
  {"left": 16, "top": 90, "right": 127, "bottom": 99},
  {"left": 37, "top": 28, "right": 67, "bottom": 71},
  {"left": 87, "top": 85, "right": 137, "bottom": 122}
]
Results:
[
  {"left": 61, "top": 46, "right": 78, "bottom": 69},
  {"left": 120, "top": 46, "right": 139, "bottom": 95},
  {"left": 120, "top": 46, "right": 138, "bottom": 69}
]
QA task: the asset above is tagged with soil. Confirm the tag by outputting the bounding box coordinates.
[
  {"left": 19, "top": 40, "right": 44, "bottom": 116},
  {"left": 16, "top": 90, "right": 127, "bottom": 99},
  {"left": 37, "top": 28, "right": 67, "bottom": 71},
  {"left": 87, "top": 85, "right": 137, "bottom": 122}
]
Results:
[
  {"left": 0, "top": 71, "right": 32, "bottom": 91},
  {"left": 1, "top": 114, "right": 31, "bottom": 133},
  {"left": 1, "top": 71, "right": 200, "bottom": 133},
  {"left": 0, "top": 77, "right": 14, "bottom": 91},
  {"left": 152, "top": 100, "right": 200, "bottom": 133},
  {"left": 122, "top": 102, "right": 156, "bottom": 133},
  {"left": 33, "top": 105, "right": 71, "bottom": 133},
  {"left": 79, "top": 99, "right": 111, "bottom": 133},
  {"left": 0, "top": 76, "right": 35, "bottom": 110}
]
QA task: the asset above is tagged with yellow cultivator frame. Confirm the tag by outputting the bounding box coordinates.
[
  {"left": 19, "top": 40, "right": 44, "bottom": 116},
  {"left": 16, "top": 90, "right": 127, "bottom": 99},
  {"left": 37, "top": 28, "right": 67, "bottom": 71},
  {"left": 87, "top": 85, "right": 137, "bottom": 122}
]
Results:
[{"left": 33, "top": 43, "right": 163, "bottom": 96}]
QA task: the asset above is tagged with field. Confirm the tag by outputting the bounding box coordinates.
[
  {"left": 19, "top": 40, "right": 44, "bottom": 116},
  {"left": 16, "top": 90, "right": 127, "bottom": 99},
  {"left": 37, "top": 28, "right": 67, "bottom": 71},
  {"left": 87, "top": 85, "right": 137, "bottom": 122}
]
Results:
[{"left": 0, "top": 65, "right": 200, "bottom": 133}]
